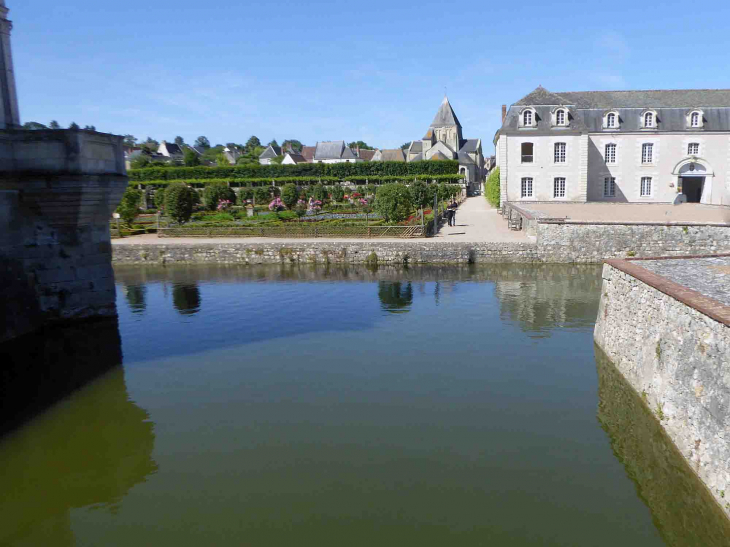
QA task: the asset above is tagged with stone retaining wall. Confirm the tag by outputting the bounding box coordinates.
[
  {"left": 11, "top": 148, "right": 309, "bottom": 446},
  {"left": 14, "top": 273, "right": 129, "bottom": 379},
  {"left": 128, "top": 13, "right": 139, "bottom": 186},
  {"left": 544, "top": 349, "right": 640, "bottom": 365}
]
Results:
[
  {"left": 594, "top": 261, "right": 730, "bottom": 518},
  {"left": 112, "top": 241, "right": 540, "bottom": 265},
  {"left": 537, "top": 223, "right": 730, "bottom": 263}
]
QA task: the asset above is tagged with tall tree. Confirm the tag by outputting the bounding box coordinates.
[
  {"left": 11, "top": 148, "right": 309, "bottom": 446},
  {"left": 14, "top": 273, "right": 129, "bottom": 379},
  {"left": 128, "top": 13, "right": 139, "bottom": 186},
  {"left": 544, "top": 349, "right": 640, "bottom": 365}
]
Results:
[
  {"left": 268, "top": 139, "right": 279, "bottom": 148},
  {"left": 347, "top": 140, "right": 374, "bottom": 150},
  {"left": 22, "top": 121, "right": 47, "bottom": 130},
  {"left": 400, "top": 141, "right": 412, "bottom": 150},
  {"left": 49, "top": 120, "right": 60, "bottom": 129},
  {"left": 281, "top": 139, "right": 303, "bottom": 152},
  {"left": 144, "top": 137, "right": 159, "bottom": 145},
  {"left": 174, "top": 136, "right": 185, "bottom": 146},
  {"left": 245, "top": 136, "right": 261, "bottom": 152},
  {"left": 237, "top": 145, "right": 265, "bottom": 165},
  {"left": 123, "top": 135, "right": 138, "bottom": 147},
  {"left": 194, "top": 136, "right": 211, "bottom": 149},
  {"left": 83, "top": 125, "right": 96, "bottom": 131},
  {"left": 69, "top": 122, "right": 80, "bottom": 130},
  {"left": 183, "top": 148, "right": 201, "bottom": 166}
]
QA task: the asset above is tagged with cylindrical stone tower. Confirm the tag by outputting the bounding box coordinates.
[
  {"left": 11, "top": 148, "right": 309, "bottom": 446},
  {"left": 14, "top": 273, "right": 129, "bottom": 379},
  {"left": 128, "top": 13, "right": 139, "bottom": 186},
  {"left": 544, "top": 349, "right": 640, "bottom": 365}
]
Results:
[{"left": 0, "top": 0, "right": 20, "bottom": 128}]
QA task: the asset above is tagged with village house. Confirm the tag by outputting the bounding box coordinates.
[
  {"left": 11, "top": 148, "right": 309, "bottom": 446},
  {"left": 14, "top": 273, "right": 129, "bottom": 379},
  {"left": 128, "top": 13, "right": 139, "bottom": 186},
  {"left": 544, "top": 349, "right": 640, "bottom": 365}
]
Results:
[
  {"left": 312, "top": 141, "right": 362, "bottom": 163},
  {"left": 495, "top": 87, "right": 730, "bottom": 205},
  {"left": 157, "top": 141, "right": 184, "bottom": 160},
  {"left": 372, "top": 149, "right": 406, "bottom": 162},
  {"left": 282, "top": 152, "right": 308, "bottom": 165},
  {"left": 258, "top": 144, "right": 281, "bottom": 165}
]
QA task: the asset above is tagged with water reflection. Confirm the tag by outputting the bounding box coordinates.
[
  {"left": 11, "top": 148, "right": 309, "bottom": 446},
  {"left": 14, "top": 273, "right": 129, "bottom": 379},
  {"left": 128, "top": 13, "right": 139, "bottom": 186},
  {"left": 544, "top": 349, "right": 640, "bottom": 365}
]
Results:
[
  {"left": 172, "top": 283, "right": 201, "bottom": 316},
  {"left": 595, "top": 346, "right": 730, "bottom": 546},
  {"left": 124, "top": 284, "right": 147, "bottom": 314},
  {"left": 377, "top": 281, "right": 413, "bottom": 313},
  {"left": 0, "top": 322, "right": 157, "bottom": 546}
]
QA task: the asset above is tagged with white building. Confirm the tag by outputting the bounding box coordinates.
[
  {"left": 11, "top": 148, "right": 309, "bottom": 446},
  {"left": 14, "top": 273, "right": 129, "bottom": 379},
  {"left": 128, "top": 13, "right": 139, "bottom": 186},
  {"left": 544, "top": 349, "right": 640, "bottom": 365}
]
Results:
[
  {"left": 312, "top": 141, "right": 362, "bottom": 163},
  {"left": 259, "top": 144, "right": 281, "bottom": 165},
  {"left": 494, "top": 87, "right": 730, "bottom": 205}
]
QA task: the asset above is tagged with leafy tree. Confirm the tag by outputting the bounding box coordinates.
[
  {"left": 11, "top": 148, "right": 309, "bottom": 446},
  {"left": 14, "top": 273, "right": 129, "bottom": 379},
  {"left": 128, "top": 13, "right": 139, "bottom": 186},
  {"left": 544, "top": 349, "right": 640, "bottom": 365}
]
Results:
[
  {"left": 374, "top": 183, "right": 412, "bottom": 223},
  {"left": 280, "top": 183, "right": 299, "bottom": 210},
  {"left": 183, "top": 148, "right": 201, "bottom": 167},
  {"left": 312, "top": 183, "right": 327, "bottom": 203},
  {"left": 194, "top": 136, "right": 211, "bottom": 149},
  {"left": 271, "top": 155, "right": 284, "bottom": 165},
  {"left": 144, "top": 137, "right": 159, "bottom": 145},
  {"left": 237, "top": 145, "right": 264, "bottom": 165},
  {"left": 202, "top": 182, "right": 236, "bottom": 211},
  {"left": 116, "top": 187, "right": 142, "bottom": 227},
  {"left": 245, "top": 135, "right": 261, "bottom": 151},
  {"left": 84, "top": 125, "right": 96, "bottom": 131},
  {"left": 282, "top": 139, "right": 303, "bottom": 152},
  {"left": 253, "top": 186, "right": 271, "bottom": 205},
  {"left": 268, "top": 139, "right": 279, "bottom": 148},
  {"left": 409, "top": 180, "right": 430, "bottom": 209},
  {"left": 22, "top": 121, "right": 47, "bottom": 130},
  {"left": 165, "top": 183, "right": 195, "bottom": 223},
  {"left": 331, "top": 185, "right": 345, "bottom": 203},
  {"left": 347, "top": 141, "right": 374, "bottom": 150},
  {"left": 130, "top": 155, "right": 151, "bottom": 169},
  {"left": 239, "top": 187, "right": 254, "bottom": 204},
  {"left": 400, "top": 142, "right": 412, "bottom": 150},
  {"left": 69, "top": 122, "right": 80, "bottom": 130},
  {"left": 49, "top": 120, "right": 61, "bottom": 129},
  {"left": 485, "top": 167, "right": 500, "bottom": 208},
  {"left": 215, "top": 152, "right": 230, "bottom": 166},
  {"left": 123, "top": 134, "right": 137, "bottom": 147},
  {"left": 174, "top": 136, "right": 185, "bottom": 146}
]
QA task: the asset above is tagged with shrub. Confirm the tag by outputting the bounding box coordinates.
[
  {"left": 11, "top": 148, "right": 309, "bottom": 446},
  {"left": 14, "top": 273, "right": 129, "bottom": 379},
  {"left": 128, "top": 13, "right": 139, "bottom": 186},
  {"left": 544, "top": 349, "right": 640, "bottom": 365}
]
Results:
[
  {"left": 117, "top": 187, "right": 142, "bottom": 227},
  {"left": 254, "top": 186, "right": 271, "bottom": 205},
  {"left": 280, "top": 183, "right": 299, "bottom": 209},
  {"left": 374, "top": 183, "right": 413, "bottom": 223},
  {"left": 154, "top": 188, "right": 166, "bottom": 209},
  {"left": 239, "top": 187, "right": 254, "bottom": 203},
  {"left": 330, "top": 185, "right": 345, "bottom": 203},
  {"left": 409, "top": 180, "right": 430, "bottom": 209},
  {"left": 202, "top": 182, "right": 236, "bottom": 211},
  {"left": 312, "top": 183, "right": 327, "bottom": 203},
  {"left": 485, "top": 167, "right": 501, "bottom": 208},
  {"left": 165, "top": 183, "right": 195, "bottom": 223}
]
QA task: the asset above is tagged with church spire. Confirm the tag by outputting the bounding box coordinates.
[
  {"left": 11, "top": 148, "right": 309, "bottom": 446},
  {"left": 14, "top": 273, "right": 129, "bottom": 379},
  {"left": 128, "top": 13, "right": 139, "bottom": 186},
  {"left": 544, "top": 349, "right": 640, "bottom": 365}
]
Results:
[
  {"left": 0, "top": 0, "right": 20, "bottom": 128},
  {"left": 430, "top": 95, "right": 461, "bottom": 128}
]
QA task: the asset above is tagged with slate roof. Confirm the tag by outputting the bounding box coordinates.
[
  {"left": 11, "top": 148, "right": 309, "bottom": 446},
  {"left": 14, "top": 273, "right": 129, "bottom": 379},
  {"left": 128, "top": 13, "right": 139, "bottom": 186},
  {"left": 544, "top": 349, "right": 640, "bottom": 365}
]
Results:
[
  {"left": 259, "top": 145, "right": 281, "bottom": 159},
  {"left": 285, "top": 153, "right": 307, "bottom": 164},
  {"left": 459, "top": 139, "right": 480, "bottom": 153},
  {"left": 409, "top": 152, "right": 423, "bottom": 161},
  {"left": 379, "top": 149, "right": 405, "bottom": 162},
  {"left": 431, "top": 151, "right": 449, "bottom": 160},
  {"left": 408, "top": 141, "right": 422, "bottom": 153},
  {"left": 341, "top": 146, "right": 358, "bottom": 160},
  {"left": 458, "top": 151, "right": 475, "bottom": 165},
  {"left": 423, "top": 128, "right": 434, "bottom": 140},
  {"left": 431, "top": 96, "right": 462, "bottom": 127},
  {"left": 314, "top": 141, "right": 359, "bottom": 160},
  {"left": 357, "top": 149, "right": 376, "bottom": 161},
  {"left": 160, "top": 142, "right": 183, "bottom": 156},
  {"left": 300, "top": 146, "right": 315, "bottom": 162}
]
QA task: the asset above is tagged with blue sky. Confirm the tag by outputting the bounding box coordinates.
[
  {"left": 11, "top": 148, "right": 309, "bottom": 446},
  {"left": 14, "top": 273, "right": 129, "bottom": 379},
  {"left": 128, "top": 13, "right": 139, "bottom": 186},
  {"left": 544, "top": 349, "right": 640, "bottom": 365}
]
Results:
[{"left": 11, "top": 0, "right": 730, "bottom": 153}]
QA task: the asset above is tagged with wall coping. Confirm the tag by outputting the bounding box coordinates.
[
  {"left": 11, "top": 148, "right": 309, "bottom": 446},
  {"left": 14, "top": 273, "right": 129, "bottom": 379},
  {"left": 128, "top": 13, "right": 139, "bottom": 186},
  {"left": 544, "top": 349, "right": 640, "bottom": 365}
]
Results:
[
  {"left": 539, "top": 220, "right": 730, "bottom": 227},
  {"left": 605, "top": 255, "right": 730, "bottom": 327}
]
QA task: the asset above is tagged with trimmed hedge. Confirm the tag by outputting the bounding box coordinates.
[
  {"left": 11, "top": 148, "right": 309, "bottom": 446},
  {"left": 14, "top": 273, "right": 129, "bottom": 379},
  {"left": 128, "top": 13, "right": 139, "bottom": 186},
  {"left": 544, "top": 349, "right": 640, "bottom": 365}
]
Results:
[
  {"left": 130, "top": 174, "right": 464, "bottom": 188},
  {"left": 485, "top": 167, "right": 500, "bottom": 208},
  {"left": 128, "top": 160, "right": 459, "bottom": 182}
]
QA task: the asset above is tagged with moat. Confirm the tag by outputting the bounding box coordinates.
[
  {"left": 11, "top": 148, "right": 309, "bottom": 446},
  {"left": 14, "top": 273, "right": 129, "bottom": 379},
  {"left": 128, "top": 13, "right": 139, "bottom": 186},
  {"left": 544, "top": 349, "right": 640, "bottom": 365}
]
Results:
[{"left": 1, "top": 264, "right": 728, "bottom": 546}]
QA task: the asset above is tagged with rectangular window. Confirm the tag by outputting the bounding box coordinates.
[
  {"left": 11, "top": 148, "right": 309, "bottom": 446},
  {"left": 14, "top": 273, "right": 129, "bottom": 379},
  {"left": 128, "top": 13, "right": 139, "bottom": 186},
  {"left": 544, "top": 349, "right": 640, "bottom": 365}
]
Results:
[
  {"left": 521, "top": 142, "right": 533, "bottom": 163},
  {"left": 553, "top": 177, "right": 566, "bottom": 198},
  {"left": 556, "top": 110, "right": 565, "bottom": 125},
  {"left": 554, "top": 142, "right": 566, "bottom": 163},
  {"left": 640, "top": 177, "right": 652, "bottom": 197},
  {"left": 605, "top": 143, "right": 616, "bottom": 163},
  {"left": 603, "top": 177, "right": 616, "bottom": 197},
  {"left": 642, "top": 143, "right": 653, "bottom": 164},
  {"left": 688, "top": 142, "right": 699, "bottom": 155},
  {"left": 521, "top": 177, "right": 533, "bottom": 198}
]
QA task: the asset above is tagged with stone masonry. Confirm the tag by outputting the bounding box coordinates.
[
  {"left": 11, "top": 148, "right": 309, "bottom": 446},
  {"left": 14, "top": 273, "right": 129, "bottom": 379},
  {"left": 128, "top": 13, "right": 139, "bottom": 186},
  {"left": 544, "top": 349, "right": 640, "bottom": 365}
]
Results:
[{"left": 594, "top": 259, "right": 730, "bottom": 518}]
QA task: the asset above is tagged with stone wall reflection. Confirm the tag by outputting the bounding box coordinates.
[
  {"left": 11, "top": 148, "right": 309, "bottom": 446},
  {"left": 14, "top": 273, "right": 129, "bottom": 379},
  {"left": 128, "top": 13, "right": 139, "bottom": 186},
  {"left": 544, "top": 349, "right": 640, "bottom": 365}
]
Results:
[{"left": 595, "top": 346, "right": 730, "bottom": 546}]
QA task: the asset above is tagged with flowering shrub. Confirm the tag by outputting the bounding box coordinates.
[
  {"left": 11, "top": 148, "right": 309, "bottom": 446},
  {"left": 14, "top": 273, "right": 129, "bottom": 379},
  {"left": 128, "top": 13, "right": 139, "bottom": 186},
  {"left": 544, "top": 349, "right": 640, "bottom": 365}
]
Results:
[
  {"left": 269, "top": 197, "right": 284, "bottom": 211},
  {"left": 308, "top": 199, "right": 322, "bottom": 213},
  {"left": 216, "top": 199, "right": 232, "bottom": 212},
  {"left": 359, "top": 198, "right": 368, "bottom": 206}
]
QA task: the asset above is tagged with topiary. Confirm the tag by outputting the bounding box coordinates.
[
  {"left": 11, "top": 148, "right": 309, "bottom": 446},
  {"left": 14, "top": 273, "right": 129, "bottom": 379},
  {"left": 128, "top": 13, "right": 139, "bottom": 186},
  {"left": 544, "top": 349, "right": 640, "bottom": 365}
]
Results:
[
  {"left": 254, "top": 186, "right": 271, "bottom": 205},
  {"left": 239, "top": 186, "right": 254, "bottom": 204},
  {"left": 280, "top": 183, "right": 299, "bottom": 209},
  {"left": 409, "top": 180, "right": 430, "bottom": 209},
  {"left": 312, "top": 183, "right": 327, "bottom": 203},
  {"left": 165, "top": 183, "right": 195, "bottom": 223},
  {"left": 373, "top": 183, "right": 413, "bottom": 223},
  {"left": 202, "top": 182, "right": 236, "bottom": 211},
  {"left": 330, "top": 185, "right": 345, "bottom": 203},
  {"left": 117, "top": 187, "right": 143, "bottom": 227},
  {"left": 485, "top": 167, "right": 500, "bottom": 208}
]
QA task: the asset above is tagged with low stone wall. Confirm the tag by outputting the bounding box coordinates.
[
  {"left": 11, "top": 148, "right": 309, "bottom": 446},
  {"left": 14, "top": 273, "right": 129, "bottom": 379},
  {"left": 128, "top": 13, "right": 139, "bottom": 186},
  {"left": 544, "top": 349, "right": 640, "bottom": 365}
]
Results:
[
  {"left": 112, "top": 241, "right": 540, "bottom": 265},
  {"left": 537, "top": 222, "right": 730, "bottom": 263},
  {"left": 594, "top": 261, "right": 730, "bottom": 518}
]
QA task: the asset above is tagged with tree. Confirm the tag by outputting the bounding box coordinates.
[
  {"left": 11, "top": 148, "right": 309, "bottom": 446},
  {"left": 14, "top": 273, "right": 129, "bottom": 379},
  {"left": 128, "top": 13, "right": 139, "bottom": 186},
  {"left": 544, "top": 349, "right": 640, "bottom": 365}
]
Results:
[
  {"left": 116, "top": 187, "right": 143, "bottom": 227},
  {"left": 245, "top": 135, "right": 261, "bottom": 151},
  {"left": 409, "top": 180, "right": 430, "bottom": 209},
  {"left": 280, "top": 183, "right": 299, "bottom": 210},
  {"left": 194, "top": 136, "right": 210, "bottom": 149},
  {"left": 282, "top": 139, "right": 303, "bottom": 153},
  {"left": 485, "top": 167, "right": 500, "bottom": 208},
  {"left": 165, "top": 183, "right": 195, "bottom": 223},
  {"left": 202, "top": 182, "right": 236, "bottom": 211},
  {"left": 123, "top": 134, "right": 137, "bottom": 147},
  {"left": 172, "top": 284, "right": 201, "bottom": 316},
  {"left": 84, "top": 125, "right": 96, "bottom": 131},
  {"left": 400, "top": 142, "right": 412, "bottom": 150},
  {"left": 49, "top": 120, "right": 60, "bottom": 129},
  {"left": 183, "top": 148, "right": 201, "bottom": 167},
  {"left": 174, "top": 136, "right": 185, "bottom": 146},
  {"left": 69, "top": 122, "right": 80, "bottom": 130},
  {"left": 312, "top": 183, "right": 327, "bottom": 203},
  {"left": 268, "top": 139, "right": 279, "bottom": 148},
  {"left": 347, "top": 141, "right": 375, "bottom": 150},
  {"left": 237, "top": 145, "right": 264, "bottom": 165},
  {"left": 22, "top": 121, "right": 47, "bottom": 130},
  {"left": 270, "top": 155, "right": 284, "bottom": 165},
  {"left": 215, "top": 152, "right": 230, "bottom": 166},
  {"left": 130, "top": 155, "right": 151, "bottom": 169},
  {"left": 377, "top": 282, "right": 413, "bottom": 314},
  {"left": 253, "top": 186, "right": 271, "bottom": 205},
  {"left": 331, "top": 185, "right": 345, "bottom": 203},
  {"left": 373, "top": 183, "right": 412, "bottom": 223},
  {"left": 154, "top": 187, "right": 167, "bottom": 210}
]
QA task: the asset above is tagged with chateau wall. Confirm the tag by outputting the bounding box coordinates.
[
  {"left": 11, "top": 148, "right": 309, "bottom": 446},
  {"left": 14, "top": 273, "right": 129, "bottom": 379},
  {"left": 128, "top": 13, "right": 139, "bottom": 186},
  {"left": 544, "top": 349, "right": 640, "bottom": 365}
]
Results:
[{"left": 594, "top": 262, "right": 730, "bottom": 519}]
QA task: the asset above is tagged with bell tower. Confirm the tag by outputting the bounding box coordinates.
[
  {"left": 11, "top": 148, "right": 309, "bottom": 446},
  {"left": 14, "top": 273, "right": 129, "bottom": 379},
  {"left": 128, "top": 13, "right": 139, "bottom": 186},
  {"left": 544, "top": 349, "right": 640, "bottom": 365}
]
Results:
[{"left": 0, "top": 0, "right": 19, "bottom": 128}]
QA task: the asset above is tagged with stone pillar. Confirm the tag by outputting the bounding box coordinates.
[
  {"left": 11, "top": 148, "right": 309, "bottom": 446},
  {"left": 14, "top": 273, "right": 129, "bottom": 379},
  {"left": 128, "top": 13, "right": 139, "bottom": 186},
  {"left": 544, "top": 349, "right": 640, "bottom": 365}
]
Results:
[{"left": 0, "top": 1, "right": 19, "bottom": 129}]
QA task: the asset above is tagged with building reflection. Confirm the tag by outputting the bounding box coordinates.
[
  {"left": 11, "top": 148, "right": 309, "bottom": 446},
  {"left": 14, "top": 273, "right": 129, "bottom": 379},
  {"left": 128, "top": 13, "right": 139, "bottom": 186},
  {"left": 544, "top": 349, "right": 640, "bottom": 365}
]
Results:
[
  {"left": 493, "top": 265, "right": 601, "bottom": 336},
  {"left": 0, "top": 320, "right": 158, "bottom": 546},
  {"left": 377, "top": 281, "right": 413, "bottom": 314},
  {"left": 172, "top": 283, "right": 201, "bottom": 316},
  {"left": 595, "top": 346, "right": 730, "bottom": 546}
]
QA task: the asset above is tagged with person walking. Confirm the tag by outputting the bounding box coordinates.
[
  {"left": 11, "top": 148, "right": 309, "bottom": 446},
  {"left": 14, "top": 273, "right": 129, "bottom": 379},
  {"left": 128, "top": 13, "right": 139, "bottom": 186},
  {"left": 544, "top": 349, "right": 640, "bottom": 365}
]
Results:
[{"left": 448, "top": 201, "right": 457, "bottom": 226}]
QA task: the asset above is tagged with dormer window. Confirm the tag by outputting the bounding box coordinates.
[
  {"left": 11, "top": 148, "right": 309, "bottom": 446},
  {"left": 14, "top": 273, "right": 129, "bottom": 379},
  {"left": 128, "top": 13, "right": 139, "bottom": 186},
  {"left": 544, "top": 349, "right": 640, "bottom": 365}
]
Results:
[
  {"left": 519, "top": 108, "right": 537, "bottom": 128},
  {"left": 641, "top": 110, "right": 657, "bottom": 129},
  {"left": 552, "top": 108, "right": 569, "bottom": 127},
  {"left": 687, "top": 110, "right": 704, "bottom": 129},
  {"left": 603, "top": 110, "right": 620, "bottom": 129},
  {"left": 556, "top": 110, "right": 565, "bottom": 125}
]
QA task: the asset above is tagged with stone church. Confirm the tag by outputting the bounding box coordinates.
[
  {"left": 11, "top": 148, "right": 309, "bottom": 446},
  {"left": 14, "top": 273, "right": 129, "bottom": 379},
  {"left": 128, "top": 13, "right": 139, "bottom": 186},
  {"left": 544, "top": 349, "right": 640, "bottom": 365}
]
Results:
[{"left": 406, "top": 97, "right": 485, "bottom": 192}]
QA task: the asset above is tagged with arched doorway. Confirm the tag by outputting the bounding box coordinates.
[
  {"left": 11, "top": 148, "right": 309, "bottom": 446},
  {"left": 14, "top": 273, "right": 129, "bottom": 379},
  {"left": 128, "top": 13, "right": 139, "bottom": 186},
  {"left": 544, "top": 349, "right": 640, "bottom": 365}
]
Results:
[{"left": 672, "top": 158, "right": 714, "bottom": 204}]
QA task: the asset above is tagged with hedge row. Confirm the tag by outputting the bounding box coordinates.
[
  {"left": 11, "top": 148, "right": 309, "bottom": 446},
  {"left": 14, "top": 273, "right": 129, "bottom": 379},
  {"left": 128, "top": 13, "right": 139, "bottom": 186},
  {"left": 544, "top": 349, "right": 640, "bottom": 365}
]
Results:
[
  {"left": 128, "top": 160, "right": 460, "bottom": 182},
  {"left": 131, "top": 174, "right": 465, "bottom": 188}
]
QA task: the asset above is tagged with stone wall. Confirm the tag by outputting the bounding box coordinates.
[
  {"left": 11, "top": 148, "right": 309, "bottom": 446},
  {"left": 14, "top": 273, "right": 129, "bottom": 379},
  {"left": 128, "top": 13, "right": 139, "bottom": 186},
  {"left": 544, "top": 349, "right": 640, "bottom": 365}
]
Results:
[
  {"left": 0, "top": 129, "right": 127, "bottom": 342},
  {"left": 537, "top": 222, "right": 730, "bottom": 263},
  {"left": 594, "top": 262, "right": 730, "bottom": 518},
  {"left": 112, "top": 241, "right": 540, "bottom": 265}
]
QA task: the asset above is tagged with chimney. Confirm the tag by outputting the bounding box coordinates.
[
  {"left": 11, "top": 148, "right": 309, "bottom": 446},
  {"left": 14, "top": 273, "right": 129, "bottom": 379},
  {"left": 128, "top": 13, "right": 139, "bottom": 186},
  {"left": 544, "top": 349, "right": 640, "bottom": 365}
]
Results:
[{"left": 501, "top": 105, "right": 507, "bottom": 123}]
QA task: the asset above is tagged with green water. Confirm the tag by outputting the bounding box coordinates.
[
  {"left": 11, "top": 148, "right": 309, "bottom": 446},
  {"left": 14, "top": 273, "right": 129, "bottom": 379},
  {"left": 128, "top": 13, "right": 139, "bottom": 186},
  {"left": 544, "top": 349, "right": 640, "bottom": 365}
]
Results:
[{"left": 0, "top": 264, "right": 726, "bottom": 546}]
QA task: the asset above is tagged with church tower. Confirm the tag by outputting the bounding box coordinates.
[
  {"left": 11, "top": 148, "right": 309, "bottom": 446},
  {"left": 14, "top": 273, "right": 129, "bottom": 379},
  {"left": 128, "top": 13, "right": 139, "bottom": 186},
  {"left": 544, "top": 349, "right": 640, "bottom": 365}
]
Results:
[
  {"left": 0, "top": 0, "right": 20, "bottom": 128},
  {"left": 429, "top": 96, "right": 462, "bottom": 152}
]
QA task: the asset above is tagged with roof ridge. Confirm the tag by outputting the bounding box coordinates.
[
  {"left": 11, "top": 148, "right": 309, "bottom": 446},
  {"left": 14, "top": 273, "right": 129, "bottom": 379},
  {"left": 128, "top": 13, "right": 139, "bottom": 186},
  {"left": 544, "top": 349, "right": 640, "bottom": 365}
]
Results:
[{"left": 556, "top": 88, "right": 730, "bottom": 94}]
